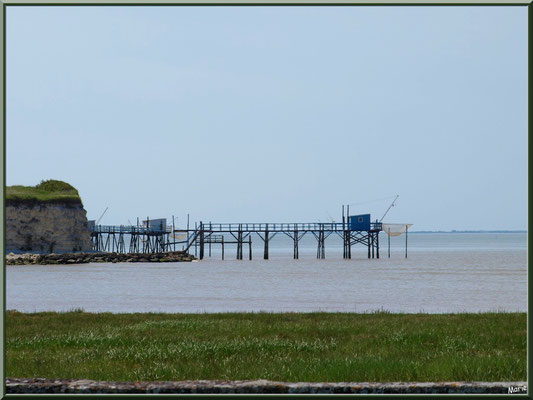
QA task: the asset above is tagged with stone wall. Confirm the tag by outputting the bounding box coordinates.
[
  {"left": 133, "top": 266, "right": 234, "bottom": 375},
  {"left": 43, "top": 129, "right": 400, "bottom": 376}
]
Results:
[{"left": 6, "top": 203, "right": 92, "bottom": 254}]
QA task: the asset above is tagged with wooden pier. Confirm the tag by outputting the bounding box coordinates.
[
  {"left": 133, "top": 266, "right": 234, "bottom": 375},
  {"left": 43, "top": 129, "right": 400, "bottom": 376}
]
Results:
[
  {"left": 86, "top": 209, "right": 418, "bottom": 261},
  {"left": 178, "top": 221, "right": 384, "bottom": 261},
  {"left": 89, "top": 220, "right": 384, "bottom": 260}
]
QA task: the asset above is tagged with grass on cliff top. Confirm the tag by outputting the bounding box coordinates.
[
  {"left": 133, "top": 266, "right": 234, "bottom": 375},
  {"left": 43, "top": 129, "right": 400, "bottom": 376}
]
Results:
[
  {"left": 6, "top": 180, "right": 82, "bottom": 205},
  {"left": 6, "top": 311, "right": 526, "bottom": 382}
]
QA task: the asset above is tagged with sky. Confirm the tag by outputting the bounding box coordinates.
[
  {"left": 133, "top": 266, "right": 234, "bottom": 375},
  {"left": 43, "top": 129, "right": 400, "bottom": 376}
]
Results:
[{"left": 6, "top": 6, "right": 527, "bottom": 231}]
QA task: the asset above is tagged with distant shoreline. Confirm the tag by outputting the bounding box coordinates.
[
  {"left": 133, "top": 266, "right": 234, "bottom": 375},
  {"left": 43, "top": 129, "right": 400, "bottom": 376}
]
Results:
[{"left": 410, "top": 230, "right": 527, "bottom": 234}]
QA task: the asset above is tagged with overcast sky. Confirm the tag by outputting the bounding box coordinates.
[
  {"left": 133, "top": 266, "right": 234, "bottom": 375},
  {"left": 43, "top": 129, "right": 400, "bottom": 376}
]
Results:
[{"left": 6, "top": 6, "right": 527, "bottom": 231}]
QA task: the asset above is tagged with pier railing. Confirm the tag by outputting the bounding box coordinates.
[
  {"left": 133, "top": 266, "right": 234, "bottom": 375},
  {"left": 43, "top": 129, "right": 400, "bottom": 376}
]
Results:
[
  {"left": 90, "top": 222, "right": 382, "bottom": 235},
  {"left": 198, "top": 222, "right": 382, "bottom": 232},
  {"left": 90, "top": 224, "right": 172, "bottom": 234}
]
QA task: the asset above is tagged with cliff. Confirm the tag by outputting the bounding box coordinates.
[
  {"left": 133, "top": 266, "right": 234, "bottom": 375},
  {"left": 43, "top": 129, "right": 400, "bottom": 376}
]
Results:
[{"left": 6, "top": 180, "right": 92, "bottom": 253}]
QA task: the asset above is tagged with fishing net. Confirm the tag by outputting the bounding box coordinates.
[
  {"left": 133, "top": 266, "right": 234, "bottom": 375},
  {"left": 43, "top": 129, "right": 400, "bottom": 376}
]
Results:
[{"left": 382, "top": 223, "right": 413, "bottom": 237}]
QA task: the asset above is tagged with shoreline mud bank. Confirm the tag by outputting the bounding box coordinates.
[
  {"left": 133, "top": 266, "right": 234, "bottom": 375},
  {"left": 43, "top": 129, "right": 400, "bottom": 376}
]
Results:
[{"left": 6, "top": 251, "right": 196, "bottom": 265}]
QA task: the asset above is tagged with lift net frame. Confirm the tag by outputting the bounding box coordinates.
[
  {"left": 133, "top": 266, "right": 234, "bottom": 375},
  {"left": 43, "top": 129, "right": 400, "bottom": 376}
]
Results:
[{"left": 382, "top": 223, "right": 413, "bottom": 237}]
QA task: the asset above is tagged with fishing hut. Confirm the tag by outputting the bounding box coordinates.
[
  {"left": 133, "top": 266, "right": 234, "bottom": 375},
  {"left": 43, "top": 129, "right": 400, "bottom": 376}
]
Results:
[{"left": 89, "top": 217, "right": 172, "bottom": 253}]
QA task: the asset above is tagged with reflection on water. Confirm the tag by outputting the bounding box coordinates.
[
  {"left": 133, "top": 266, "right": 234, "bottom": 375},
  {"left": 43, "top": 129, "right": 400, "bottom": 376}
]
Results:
[{"left": 6, "top": 233, "right": 527, "bottom": 313}]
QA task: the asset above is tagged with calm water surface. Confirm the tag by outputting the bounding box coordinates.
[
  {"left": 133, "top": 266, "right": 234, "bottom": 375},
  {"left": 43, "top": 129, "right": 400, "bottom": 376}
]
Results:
[{"left": 6, "top": 232, "right": 527, "bottom": 313}]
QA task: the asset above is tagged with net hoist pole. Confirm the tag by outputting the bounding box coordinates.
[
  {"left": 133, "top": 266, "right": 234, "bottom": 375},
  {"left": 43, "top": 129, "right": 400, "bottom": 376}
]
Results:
[{"left": 379, "top": 195, "right": 399, "bottom": 223}]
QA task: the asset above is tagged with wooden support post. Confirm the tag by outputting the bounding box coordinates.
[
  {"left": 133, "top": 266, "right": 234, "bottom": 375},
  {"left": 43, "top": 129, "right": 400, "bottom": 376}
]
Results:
[
  {"left": 240, "top": 226, "right": 243, "bottom": 260},
  {"left": 348, "top": 232, "right": 352, "bottom": 259},
  {"left": 237, "top": 227, "right": 243, "bottom": 260},
  {"left": 321, "top": 229, "right": 323, "bottom": 259},
  {"left": 294, "top": 230, "right": 299, "bottom": 259},
  {"left": 199, "top": 222, "right": 204, "bottom": 260},
  {"left": 317, "top": 227, "right": 325, "bottom": 259},
  {"left": 342, "top": 205, "right": 346, "bottom": 259},
  {"left": 221, "top": 236, "right": 225, "bottom": 260},
  {"left": 376, "top": 231, "right": 379, "bottom": 259},
  {"left": 236, "top": 232, "right": 240, "bottom": 260},
  {"left": 194, "top": 222, "right": 197, "bottom": 257},
  {"left": 249, "top": 235, "right": 252, "bottom": 260},
  {"left": 316, "top": 231, "right": 320, "bottom": 259},
  {"left": 240, "top": 229, "right": 244, "bottom": 260},
  {"left": 405, "top": 225, "right": 408, "bottom": 259},
  {"left": 344, "top": 231, "right": 348, "bottom": 259},
  {"left": 367, "top": 233, "right": 371, "bottom": 259},
  {"left": 264, "top": 225, "right": 269, "bottom": 260},
  {"left": 372, "top": 232, "right": 375, "bottom": 259},
  {"left": 321, "top": 228, "right": 326, "bottom": 259}
]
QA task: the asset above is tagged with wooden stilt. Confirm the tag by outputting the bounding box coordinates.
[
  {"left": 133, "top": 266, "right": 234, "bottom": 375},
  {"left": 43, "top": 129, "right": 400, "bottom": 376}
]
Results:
[
  {"left": 367, "top": 233, "right": 371, "bottom": 259},
  {"left": 342, "top": 206, "right": 346, "bottom": 259},
  {"left": 236, "top": 229, "right": 241, "bottom": 260},
  {"left": 194, "top": 222, "right": 197, "bottom": 257},
  {"left": 405, "top": 225, "right": 408, "bottom": 259},
  {"left": 322, "top": 228, "right": 325, "bottom": 259},
  {"left": 294, "top": 230, "right": 299, "bottom": 259},
  {"left": 199, "top": 222, "right": 204, "bottom": 260},
  {"left": 376, "top": 232, "right": 379, "bottom": 258},
  {"left": 348, "top": 230, "right": 352, "bottom": 259},
  {"left": 316, "top": 231, "right": 320, "bottom": 259},
  {"left": 264, "top": 224, "right": 269, "bottom": 260}
]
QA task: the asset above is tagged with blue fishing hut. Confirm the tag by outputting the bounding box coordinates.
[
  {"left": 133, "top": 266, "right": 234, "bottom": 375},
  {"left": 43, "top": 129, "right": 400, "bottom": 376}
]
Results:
[
  {"left": 342, "top": 212, "right": 382, "bottom": 259},
  {"left": 349, "top": 214, "right": 371, "bottom": 231}
]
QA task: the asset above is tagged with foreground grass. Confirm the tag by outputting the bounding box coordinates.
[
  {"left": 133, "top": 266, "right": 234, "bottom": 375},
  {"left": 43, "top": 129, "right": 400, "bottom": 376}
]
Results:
[{"left": 6, "top": 311, "right": 526, "bottom": 382}]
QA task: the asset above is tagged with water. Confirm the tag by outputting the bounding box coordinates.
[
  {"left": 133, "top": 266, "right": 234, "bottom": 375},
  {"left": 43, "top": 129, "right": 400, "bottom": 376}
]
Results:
[{"left": 6, "top": 232, "right": 527, "bottom": 313}]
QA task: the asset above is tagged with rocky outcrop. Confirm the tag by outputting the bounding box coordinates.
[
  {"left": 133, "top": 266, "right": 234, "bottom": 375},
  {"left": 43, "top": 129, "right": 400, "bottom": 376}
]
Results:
[
  {"left": 6, "top": 251, "right": 196, "bottom": 265},
  {"left": 6, "top": 203, "right": 92, "bottom": 254}
]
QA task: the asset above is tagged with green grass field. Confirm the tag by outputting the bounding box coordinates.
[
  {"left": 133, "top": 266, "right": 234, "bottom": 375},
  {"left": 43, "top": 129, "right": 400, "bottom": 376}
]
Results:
[
  {"left": 6, "top": 180, "right": 82, "bottom": 205},
  {"left": 6, "top": 311, "right": 526, "bottom": 382}
]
